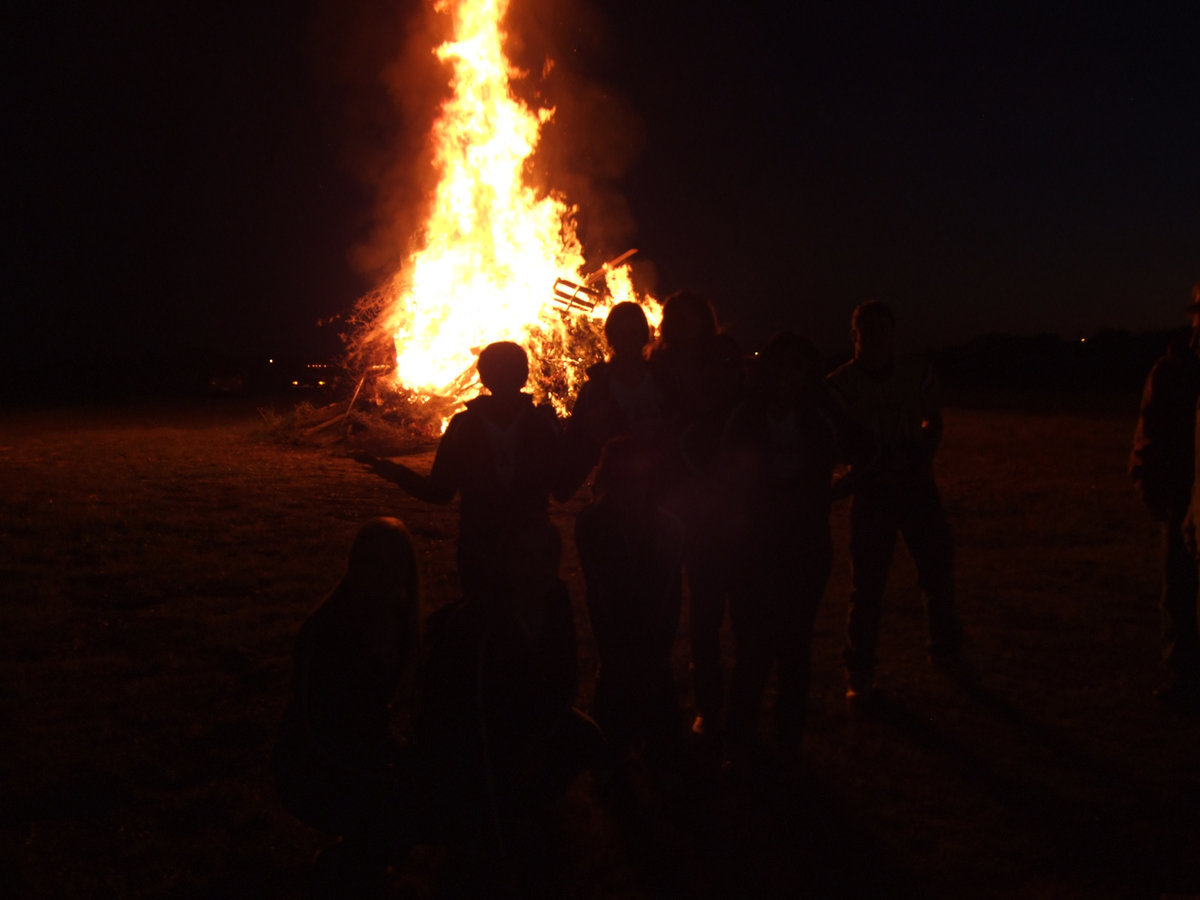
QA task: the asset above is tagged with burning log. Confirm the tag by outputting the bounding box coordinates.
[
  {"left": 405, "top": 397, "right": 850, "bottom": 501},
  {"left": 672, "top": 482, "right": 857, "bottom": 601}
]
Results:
[
  {"left": 551, "top": 278, "right": 602, "bottom": 314},
  {"left": 550, "top": 249, "right": 639, "bottom": 314},
  {"left": 302, "top": 364, "right": 391, "bottom": 436}
]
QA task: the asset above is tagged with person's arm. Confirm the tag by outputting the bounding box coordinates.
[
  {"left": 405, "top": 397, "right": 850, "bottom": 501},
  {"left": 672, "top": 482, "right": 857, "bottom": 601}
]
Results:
[
  {"left": 1130, "top": 361, "right": 1182, "bottom": 522},
  {"left": 1183, "top": 507, "right": 1198, "bottom": 559},
  {"left": 355, "top": 422, "right": 461, "bottom": 505},
  {"left": 361, "top": 456, "right": 455, "bottom": 504},
  {"left": 530, "top": 401, "right": 576, "bottom": 505},
  {"left": 821, "top": 380, "right": 879, "bottom": 498},
  {"left": 543, "top": 582, "right": 580, "bottom": 712},
  {"left": 917, "top": 360, "right": 944, "bottom": 465},
  {"left": 558, "top": 380, "right": 605, "bottom": 501}
]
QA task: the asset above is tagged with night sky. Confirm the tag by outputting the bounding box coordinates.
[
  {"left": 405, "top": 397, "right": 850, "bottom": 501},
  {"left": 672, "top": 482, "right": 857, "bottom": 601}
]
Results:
[{"left": 8, "top": 0, "right": 1199, "bottom": 371}]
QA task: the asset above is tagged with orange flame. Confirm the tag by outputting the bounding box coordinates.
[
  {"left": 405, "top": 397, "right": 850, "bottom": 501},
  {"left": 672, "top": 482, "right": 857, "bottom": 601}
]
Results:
[{"left": 368, "top": 0, "right": 656, "bottom": 415}]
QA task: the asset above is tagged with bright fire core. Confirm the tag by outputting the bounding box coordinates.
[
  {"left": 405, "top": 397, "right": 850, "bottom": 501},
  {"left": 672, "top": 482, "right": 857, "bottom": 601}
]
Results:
[{"left": 370, "top": 0, "right": 654, "bottom": 411}]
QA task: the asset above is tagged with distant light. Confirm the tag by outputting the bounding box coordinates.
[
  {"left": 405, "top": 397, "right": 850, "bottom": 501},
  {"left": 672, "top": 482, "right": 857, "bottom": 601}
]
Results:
[
  {"left": 291, "top": 380, "right": 299, "bottom": 386},
  {"left": 1080, "top": 337, "right": 1087, "bottom": 343},
  {"left": 268, "top": 359, "right": 275, "bottom": 364},
  {"left": 317, "top": 381, "right": 326, "bottom": 386}
]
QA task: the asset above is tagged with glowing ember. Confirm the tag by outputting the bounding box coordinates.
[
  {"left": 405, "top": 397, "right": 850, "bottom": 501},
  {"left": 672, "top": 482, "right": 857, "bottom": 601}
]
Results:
[{"left": 359, "top": 0, "right": 656, "bottom": 416}]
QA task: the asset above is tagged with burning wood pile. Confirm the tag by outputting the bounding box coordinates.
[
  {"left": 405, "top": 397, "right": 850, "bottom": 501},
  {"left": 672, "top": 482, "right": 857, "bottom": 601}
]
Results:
[
  {"left": 263, "top": 250, "right": 625, "bottom": 453},
  {"left": 318, "top": 0, "right": 660, "bottom": 442},
  {"left": 268, "top": 0, "right": 658, "bottom": 451}
]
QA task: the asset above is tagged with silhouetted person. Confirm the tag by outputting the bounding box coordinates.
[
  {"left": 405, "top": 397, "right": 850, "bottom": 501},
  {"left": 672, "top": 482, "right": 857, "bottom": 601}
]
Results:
[
  {"left": 358, "top": 341, "right": 563, "bottom": 599},
  {"left": 724, "top": 332, "right": 875, "bottom": 759},
  {"left": 272, "top": 517, "right": 423, "bottom": 894},
  {"left": 416, "top": 515, "right": 599, "bottom": 890},
  {"left": 1130, "top": 281, "right": 1200, "bottom": 712},
  {"left": 1185, "top": 396, "right": 1200, "bottom": 571},
  {"left": 827, "top": 300, "right": 961, "bottom": 710},
  {"left": 650, "top": 293, "right": 742, "bottom": 737},
  {"left": 576, "top": 436, "right": 686, "bottom": 770},
  {"left": 1182, "top": 397, "right": 1200, "bottom": 711},
  {"left": 562, "top": 301, "right": 667, "bottom": 497},
  {"left": 651, "top": 290, "right": 722, "bottom": 431}
]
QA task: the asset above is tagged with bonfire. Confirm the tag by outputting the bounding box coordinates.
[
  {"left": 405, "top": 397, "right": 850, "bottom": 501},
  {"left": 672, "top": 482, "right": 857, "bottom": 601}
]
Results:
[{"left": 319, "top": 0, "right": 659, "bottom": 442}]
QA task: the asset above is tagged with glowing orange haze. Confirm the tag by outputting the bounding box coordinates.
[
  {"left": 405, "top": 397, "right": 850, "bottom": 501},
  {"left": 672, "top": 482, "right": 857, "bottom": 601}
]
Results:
[{"left": 365, "top": 0, "right": 657, "bottom": 414}]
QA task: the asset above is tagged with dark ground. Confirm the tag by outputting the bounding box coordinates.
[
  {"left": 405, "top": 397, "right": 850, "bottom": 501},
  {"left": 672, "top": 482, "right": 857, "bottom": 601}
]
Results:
[{"left": 1, "top": 395, "right": 1198, "bottom": 898}]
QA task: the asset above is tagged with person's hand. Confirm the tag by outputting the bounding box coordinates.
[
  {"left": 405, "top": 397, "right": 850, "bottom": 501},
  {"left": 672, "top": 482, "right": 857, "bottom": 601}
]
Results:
[
  {"left": 831, "top": 467, "right": 854, "bottom": 501},
  {"left": 1184, "top": 508, "right": 1199, "bottom": 560}
]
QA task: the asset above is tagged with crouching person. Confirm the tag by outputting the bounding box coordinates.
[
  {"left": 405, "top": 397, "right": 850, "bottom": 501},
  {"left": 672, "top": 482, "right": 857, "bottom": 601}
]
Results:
[{"left": 272, "top": 517, "right": 426, "bottom": 895}]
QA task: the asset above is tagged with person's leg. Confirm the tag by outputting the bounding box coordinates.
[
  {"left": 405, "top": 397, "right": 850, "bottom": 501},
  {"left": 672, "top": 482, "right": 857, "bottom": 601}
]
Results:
[
  {"left": 845, "top": 494, "right": 898, "bottom": 697},
  {"left": 584, "top": 582, "right": 634, "bottom": 751},
  {"left": 311, "top": 759, "right": 427, "bottom": 896},
  {"left": 686, "top": 543, "right": 729, "bottom": 732},
  {"left": 639, "top": 651, "right": 685, "bottom": 768},
  {"left": 726, "top": 574, "right": 774, "bottom": 745},
  {"left": 900, "top": 479, "right": 961, "bottom": 662},
  {"left": 1159, "top": 517, "right": 1200, "bottom": 704},
  {"left": 775, "top": 531, "right": 832, "bottom": 741}
]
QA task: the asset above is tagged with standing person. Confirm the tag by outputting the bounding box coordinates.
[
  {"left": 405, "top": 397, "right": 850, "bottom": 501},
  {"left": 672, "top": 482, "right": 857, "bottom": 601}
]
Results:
[
  {"left": 724, "top": 332, "right": 875, "bottom": 761},
  {"left": 650, "top": 292, "right": 743, "bottom": 738},
  {"left": 576, "top": 436, "right": 686, "bottom": 771},
  {"left": 562, "top": 301, "right": 667, "bottom": 498},
  {"left": 1130, "top": 282, "right": 1200, "bottom": 712},
  {"left": 416, "top": 515, "right": 599, "bottom": 892},
  {"left": 1181, "top": 394, "right": 1200, "bottom": 705},
  {"left": 272, "top": 517, "right": 424, "bottom": 894},
  {"left": 827, "top": 300, "right": 962, "bottom": 710},
  {"left": 357, "top": 341, "right": 563, "bottom": 599}
]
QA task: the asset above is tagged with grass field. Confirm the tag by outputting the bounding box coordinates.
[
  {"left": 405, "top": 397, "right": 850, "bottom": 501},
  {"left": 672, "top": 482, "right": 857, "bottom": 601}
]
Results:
[{"left": 1, "top": 397, "right": 1197, "bottom": 898}]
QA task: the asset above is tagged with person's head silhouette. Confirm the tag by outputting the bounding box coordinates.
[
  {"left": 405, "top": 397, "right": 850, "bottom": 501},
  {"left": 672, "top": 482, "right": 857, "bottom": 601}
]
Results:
[
  {"left": 604, "top": 302, "right": 651, "bottom": 361},
  {"left": 339, "top": 516, "right": 419, "bottom": 666},
  {"left": 477, "top": 341, "right": 529, "bottom": 396}
]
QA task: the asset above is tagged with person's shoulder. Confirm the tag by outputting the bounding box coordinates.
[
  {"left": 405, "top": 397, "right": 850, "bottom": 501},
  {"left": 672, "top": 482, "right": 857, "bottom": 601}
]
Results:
[
  {"left": 830, "top": 352, "right": 868, "bottom": 376},
  {"left": 896, "top": 353, "right": 936, "bottom": 381},
  {"left": 1144, "top": 344, "right": 1195, "bottom": 391},
  {"left": 1161, "top": 336, "right": 1200, "bottom": 373},
  {"left": 584, "top": 359, "right": 611, "bottom": 380},
  {"left": 826, "top": 359, "right": 865, "bottom": 396},
  {"left": 827, "top": 357, "right": 858, "bottom": 381},
  {"left": 573, "top": 363, "right": 607, "bottom": 401},
  {"left": 444, "top": 403, "right": 478, "bottom": 432},
  {"left": 515, "top": 394, "right": 560, "bottom": 434},
  {"left": 295, "top": 596, "right": 351, "bottom": 655},
  {"left": 434, "top": 408, "right": 476, "bottom": 454}
]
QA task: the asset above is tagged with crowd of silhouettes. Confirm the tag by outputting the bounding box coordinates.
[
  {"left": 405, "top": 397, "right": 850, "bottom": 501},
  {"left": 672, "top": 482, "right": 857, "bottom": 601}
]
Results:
[{"left": 276, "top": 284, "right": 1200, "bottom": 892}]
